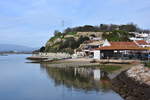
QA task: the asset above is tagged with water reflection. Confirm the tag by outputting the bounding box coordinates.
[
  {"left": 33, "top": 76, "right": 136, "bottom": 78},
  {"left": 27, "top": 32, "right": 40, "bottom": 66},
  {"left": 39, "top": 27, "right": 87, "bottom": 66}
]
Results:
[
  {"left": 0, "top": 55, "right": 123, "bottom": 100},
  {"left": 40, "top": 64, "right": 112, "bottom": 92}
]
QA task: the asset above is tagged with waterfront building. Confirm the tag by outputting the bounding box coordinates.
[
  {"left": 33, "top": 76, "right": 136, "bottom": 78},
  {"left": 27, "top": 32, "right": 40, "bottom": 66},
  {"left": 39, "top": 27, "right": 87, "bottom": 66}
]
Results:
[{"left": 93, "top": 40, "right": 149, "bottom": 60}]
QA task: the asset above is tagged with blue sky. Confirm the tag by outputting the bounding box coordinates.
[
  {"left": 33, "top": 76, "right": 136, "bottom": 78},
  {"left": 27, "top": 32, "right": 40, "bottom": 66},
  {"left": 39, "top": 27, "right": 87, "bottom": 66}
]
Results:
[{"left": 0, "top": 0, "right": 150, "bottom": 47}]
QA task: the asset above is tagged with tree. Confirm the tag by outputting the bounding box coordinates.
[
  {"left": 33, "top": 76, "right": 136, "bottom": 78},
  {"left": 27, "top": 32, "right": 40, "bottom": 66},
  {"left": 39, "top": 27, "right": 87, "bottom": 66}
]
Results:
[
  {"left": 100, "top": 24, "right": 109, "bottom": 31},
  {"left": 102, "top": 30, "right": 130, "bottom": 41},
  {"left": 77, "top": 36, "right": 89, "bottom": 45},
  {"left": 39, "top": 46, "right": 45, "bottom": 52},
  {"left": 108, "top": 24, "right": 118, "bottom": 31},
  {"left": 119, "top": 23, "right": 137, "bottom": 32},
  {"left": 54, "top": 30, "right": 62, "bottom": 36},
  {"left": 60, "top": 37, "right": 77, "bottom": 49},
  {"left": 64, "top": 28, "right": 72, "bottom": 33},
  {"left": 59, "top": 36, "right": 89, "bottom": 52}
]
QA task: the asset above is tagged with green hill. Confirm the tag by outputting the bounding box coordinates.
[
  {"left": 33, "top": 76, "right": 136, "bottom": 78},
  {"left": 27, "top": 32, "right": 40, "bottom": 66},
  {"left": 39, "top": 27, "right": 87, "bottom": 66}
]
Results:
[{"left": 41, "top": 23, "right": 149, "bottom": 54}]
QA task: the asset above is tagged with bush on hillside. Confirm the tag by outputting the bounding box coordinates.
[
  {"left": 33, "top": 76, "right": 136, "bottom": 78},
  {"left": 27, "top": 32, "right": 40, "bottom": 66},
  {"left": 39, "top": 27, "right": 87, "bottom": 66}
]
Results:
[
  {"left": 102, "top": 30, "right": 130, "bottom": 41},
  {"left": 45, "top": 36, "right": 89, "bottom": 54}
]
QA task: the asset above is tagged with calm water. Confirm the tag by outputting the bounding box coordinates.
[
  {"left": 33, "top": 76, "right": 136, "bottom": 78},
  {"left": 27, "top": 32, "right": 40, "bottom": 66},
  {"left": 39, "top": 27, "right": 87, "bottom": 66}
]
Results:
[{"left": 0, "top": 54, "right": 123, "bottom": 100}]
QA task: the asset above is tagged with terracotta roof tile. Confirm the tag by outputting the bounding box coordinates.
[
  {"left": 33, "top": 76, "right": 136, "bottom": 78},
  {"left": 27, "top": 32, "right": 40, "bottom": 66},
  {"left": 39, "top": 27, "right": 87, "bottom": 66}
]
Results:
[
  {"left": 96, "top": 41, "right": 148, "bottom": 50},
  {"left": 135, "top": 40, "right": 149, "bottom": 45},
  {"left": 110, "top": 42, "right": 137, "bottom": 46}
]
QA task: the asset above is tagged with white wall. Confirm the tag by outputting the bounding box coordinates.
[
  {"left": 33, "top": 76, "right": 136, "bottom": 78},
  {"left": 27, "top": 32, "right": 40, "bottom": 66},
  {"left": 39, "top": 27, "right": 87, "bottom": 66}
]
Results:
[{"left": 93, "top": 50, "right": 100, "bottom": 60}]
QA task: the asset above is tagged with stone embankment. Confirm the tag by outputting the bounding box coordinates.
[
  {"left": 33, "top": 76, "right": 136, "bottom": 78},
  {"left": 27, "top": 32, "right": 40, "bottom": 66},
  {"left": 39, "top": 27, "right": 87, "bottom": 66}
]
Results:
[
  {"left": 32, "top": 52, "right": 71, "bottom": 59},
  {"left": 112, "top": 65, "right": 150, "bottom": 100},
  {"left": 127, "top": 65, "right": 150, "bottom": 85}
]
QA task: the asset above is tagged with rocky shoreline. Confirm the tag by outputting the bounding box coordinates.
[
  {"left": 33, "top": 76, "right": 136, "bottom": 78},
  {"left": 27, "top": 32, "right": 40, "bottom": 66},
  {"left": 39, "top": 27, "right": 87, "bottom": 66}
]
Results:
[
  {"left": 127, "top": 65, "right": 150, "bottom": 85},
  {"left": 111, "top": 65, "right": 150, "bottom": 100}
]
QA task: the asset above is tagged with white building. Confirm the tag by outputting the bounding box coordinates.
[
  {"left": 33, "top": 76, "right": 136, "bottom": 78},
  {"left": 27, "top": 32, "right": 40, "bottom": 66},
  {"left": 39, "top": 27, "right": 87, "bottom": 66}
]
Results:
[{"left": 129, "top": 32, "right": 150, "bottom": 42}]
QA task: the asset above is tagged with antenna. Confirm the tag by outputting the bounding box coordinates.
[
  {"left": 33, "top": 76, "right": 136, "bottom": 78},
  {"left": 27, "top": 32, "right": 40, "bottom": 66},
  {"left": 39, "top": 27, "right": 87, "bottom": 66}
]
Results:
[{"left": 61, "top": 20, "right": 65, "bottom": 27}]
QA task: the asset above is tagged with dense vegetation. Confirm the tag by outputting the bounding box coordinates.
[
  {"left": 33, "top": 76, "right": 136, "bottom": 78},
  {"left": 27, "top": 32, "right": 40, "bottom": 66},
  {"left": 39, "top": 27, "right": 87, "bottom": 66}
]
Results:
[
  {"left": 40, "top": 23, "right": 150, "bottom": 53},
  {"left": 45, "top": 36, "right": 89, "bottom": 54},
  {"left": 63, "top": 23, "right": 149, "bottom": 33},
  {"left": 102, "top": 30, "right": 131, "bottom": 41}
]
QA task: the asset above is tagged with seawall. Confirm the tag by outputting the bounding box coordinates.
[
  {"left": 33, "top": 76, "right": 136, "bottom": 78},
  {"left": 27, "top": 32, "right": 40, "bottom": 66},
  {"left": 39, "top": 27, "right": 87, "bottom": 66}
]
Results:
[{"left": 111, "top": 66, "right": 150, "bottom": 100}]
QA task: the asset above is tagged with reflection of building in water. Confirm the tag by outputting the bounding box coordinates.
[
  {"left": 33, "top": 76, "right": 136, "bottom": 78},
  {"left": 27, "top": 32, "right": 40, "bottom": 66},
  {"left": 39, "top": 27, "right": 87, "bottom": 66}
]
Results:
[
  {"left": 93, "top": 69, "right": 101, "bottom": 81},
  {"left": 74, "top": 67, "right": 93, "bottom": 78},
  {"left": 74, "top": 67, "right": 108, "bottom": 81},
  {"left": 40, "top": 64, "right": 111, "bottom": 92}
]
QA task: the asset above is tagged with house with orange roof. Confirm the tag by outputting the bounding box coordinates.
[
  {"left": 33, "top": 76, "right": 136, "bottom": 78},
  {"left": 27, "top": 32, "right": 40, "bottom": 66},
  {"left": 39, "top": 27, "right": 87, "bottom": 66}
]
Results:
[{"left": 93, "top": 40, "right": 149, "bottom": 60}]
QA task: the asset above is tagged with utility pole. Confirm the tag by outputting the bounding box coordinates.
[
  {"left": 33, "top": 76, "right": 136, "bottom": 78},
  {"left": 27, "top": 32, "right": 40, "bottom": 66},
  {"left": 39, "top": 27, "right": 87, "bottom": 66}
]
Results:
[{"left": 61, "top": 20, "right": 65, "bottom": 28}]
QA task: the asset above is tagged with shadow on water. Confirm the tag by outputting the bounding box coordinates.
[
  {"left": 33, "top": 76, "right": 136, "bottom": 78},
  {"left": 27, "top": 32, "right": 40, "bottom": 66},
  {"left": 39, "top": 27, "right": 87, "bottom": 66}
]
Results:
[{"left": 40, "top": 64, "right": 112, "bottom": 93}]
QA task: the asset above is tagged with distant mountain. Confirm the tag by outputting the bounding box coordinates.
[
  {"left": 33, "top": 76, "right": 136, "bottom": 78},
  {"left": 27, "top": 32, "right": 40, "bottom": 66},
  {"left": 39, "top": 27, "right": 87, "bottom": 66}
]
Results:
[{"left": 0, "top": 44, "right": 37, "bottom": 52}]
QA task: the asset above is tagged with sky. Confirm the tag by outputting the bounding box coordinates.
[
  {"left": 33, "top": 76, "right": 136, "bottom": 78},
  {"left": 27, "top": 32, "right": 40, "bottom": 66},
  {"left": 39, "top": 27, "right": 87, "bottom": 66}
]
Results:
[{"left": 0, "top": 0, "right": 150, "bottom": 47}]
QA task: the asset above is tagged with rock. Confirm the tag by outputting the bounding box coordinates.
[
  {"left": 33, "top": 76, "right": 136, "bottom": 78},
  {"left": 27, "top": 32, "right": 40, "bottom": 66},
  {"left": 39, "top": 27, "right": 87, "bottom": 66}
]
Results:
[
  {"left": 126, "top": 65, "right": 150, "bottom": 85},
  {"left": 112, "top": 68, "right": 150, "bottom": 100}
]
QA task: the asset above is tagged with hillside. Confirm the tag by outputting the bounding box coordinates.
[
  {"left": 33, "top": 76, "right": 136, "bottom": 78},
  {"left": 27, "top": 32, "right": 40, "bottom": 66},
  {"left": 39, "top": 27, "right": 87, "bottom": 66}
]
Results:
[
  {"left": 45, "top": 32, "right": 90, "bottom": 54},
  {"left": 0, "top": 44, "right": 36, "bottom": 52},
  {"left": 43, "top": 23, "right": 149, "bottom": 54}
]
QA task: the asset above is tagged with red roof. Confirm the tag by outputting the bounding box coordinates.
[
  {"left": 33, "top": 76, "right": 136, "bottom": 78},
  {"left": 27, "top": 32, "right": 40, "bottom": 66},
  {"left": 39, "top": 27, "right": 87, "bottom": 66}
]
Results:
[
  {"left": 110, "top": 42, "right": 137, "bottom": 46},
  {"left": 135, "top": 40, "right": 149, "bottom": 45},
  {"left": 96, "top": 41, "right": 147, "bottom": 50}
]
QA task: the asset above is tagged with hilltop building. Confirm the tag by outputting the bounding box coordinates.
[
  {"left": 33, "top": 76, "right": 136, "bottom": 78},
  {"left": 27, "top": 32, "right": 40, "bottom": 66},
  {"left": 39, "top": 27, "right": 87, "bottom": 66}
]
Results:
[{"left": 129, "top": 32, "right": 150, "bottom": 42}]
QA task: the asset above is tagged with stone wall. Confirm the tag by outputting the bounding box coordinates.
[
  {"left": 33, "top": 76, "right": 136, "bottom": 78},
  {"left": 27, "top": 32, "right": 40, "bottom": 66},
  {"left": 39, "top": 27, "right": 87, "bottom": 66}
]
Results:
[
  {"left": 76, "top": 32, "right": 104, "bottom": 37},
  {"left": 33, "top": 52, "right": 71, "bottom": 59}
]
